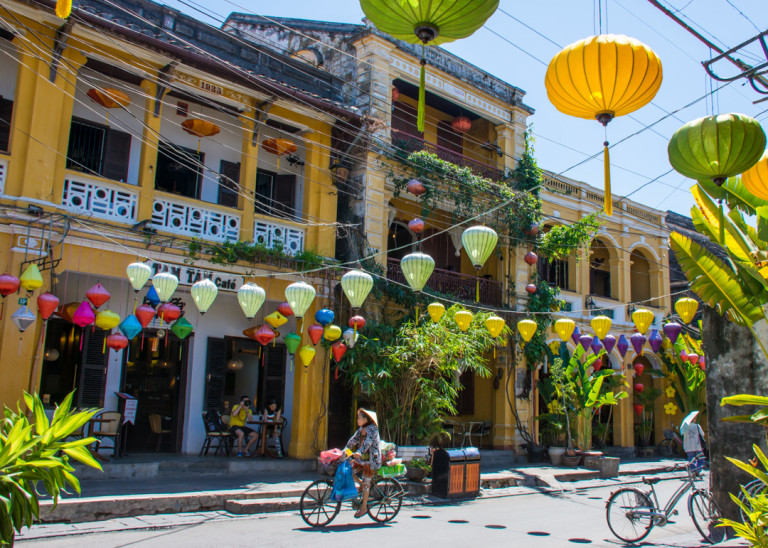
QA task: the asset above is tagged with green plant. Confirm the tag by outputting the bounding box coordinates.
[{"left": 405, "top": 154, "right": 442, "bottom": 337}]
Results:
[
  {"left": 721, "top": 394, "right": 768, "bottom": 429},
  {"left": 719, "top": 444, "right": 768, "bottom": 546},
  {"left": 184, "top": 239, "right": 329, "bottom": 273},
  {"left": 0, "top": 392, "right": 102, "bottom": 546},
  {"left": 407, "top": 458, "right": 432, "bottom": 473},
  {"left": 659, "top": 333, "right": 706, "bottom": 417},
  {"left": 635, "top": 386, "right": 662, "bottom": 446}
]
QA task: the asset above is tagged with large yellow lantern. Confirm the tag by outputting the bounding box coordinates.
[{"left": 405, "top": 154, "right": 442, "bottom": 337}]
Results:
[
  {"left": 190, "top": 279, "right": 218, "bottom": 315},
  {"left": 341, "top": 270, "right": 374, "bottom": 310},
  {"left": 126, "top": 262, "right": 152, "bottom": 292},
  {"left": 454, "top": 310, "right": 473, "bottom": 332},
  {"left": 152, "top": 272, "right": 178, "bottom": 302},
  {"left": 19, "top": 264, "right": 43, "bottom": 292},
  {"left": 631, "top": 309, "right": 655, "bottom": 334},
  {"left": 237, "top": 282, "right": 266, "bottom": 320},
  {"left": 324, "top": 324, "right": 342, "bottom": 342},
  {"left": 428, "top": 302, "right": 445, "bottom": 323},
  {"left": 674, "top": 297, "right": 699, "bottom": 324},
  {"left": 742, "top": 151, "right": 768, "bottom": 200},
  {"left": 553, "top": 318, "right": 576, "bottom": 342},
  {"left": 591, "top": 316, "right": 612, "bottom": 340},
  {"left": 285, "top": 281, "right": 316, "bottom": 332},
  {"left": 517, "top": 319, "right": 538, "bottom": 343},
  {"left": 265, "top": 311, "right": 288, "bottom": 329},
  {"left": 485, "top": 316, "right": 505, "bottom": 338},
  {"left": 95, "top": 310, "right": 120, "bottom": 331},
  {"left": 400, "top": 252, "right": 435, "bottom": 292},
  {"left": 545, "top": 35, "right": 662, "bottom": 216},
  {"left": 298, "top": 345, "right": 316, "bottom": 368}
]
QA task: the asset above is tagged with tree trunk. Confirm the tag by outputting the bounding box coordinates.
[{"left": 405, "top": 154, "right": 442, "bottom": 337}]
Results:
[{"left": 702, "top": 307, "right": 768, "bottom": 520}]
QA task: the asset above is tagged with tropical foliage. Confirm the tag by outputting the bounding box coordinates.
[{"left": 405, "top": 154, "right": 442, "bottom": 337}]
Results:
[
  {"left": 659, "top": 332, "right": 707, "bottom": 417},
  {"left": 0, "top": 392, "right": 102, "bottom": 546},
  {"left": 721, "top": 393, "right": 768, "bottom": 429},
  {"left": 719, "top": 444, "right": 768, "bottom": 547}
]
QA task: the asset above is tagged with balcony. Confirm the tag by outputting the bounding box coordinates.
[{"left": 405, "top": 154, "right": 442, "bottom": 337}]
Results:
[
  {"left": 61, "top": 174, "right": 138, "bottom": 224},
  {"left": 253, "top": 217, "right": 305, "bottom": 255},
  {"left": 391, "top": 130, "right": 504, "bottom": 182},
  {"left": 151, "top": 193, "right": 240, "bottom": 242},
  {"left": 387, "top": 258, "right": 502, "bottom": 306}
]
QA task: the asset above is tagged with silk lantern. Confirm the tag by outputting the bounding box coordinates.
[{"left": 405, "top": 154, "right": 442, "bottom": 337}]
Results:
[
  {"left": 451, "top": 115, "right": 471, "bottom": 133},
  {"left": 485, "top": 316, "right": 505, "bottom": 338},
  {"left": 579, "top": 334, "right": 593, "bottom": 352},
  {"left": 428, "top": 302, "right": 445, "bottom": 323},
  {"left": 37, "top": 293, "right": 59, "bottom": 320},
  {"left": 343, "top": 329, "right": 358, "bottom": 349},
  {"left": 135, "top": 305, "right": 156, "bottom": 328},
  {"left": 591, "top": 316, "right": 612, "bottom": 340},
  {"left": 55, "top": 0, "right": 71, "bottom": 18},
  {"left": 603, "top": 334, "right": 616, "bottom": 354},
  {"left": 571, "top": 325, "right": 582, "bottom": 345},
  {"left": 19, "top": 264, "right": 43, "bottom": 292},
  {"left": 409, "top": 218, "right": 425, "bottom": 234},
  {"left": 348, "top": 315, "right": 366, "bottom": 330},
  {"left": 95, "top": 310, "right": 120, "bottom": 331},
  {"left": 462, "top": 226, "right": 498, "bottom": 301},
  {"left": 238, "top": 283, "right": 266, "bottom": 320},
  {"left": 454, "top": 310, "right": 473, "bottom": 332},
  {"left": 341, "top": 270, "right": 374, "bottom": 310},
  {"left": 308, "top": 323, "right": 324, "bottom": 345},
  {"left": 191, "top": 279, "right": 218, "bottom": 315},
  {"left": 630, "top": 333, "right": 646, "bottom": 356},
  {"left": 617, "top": 334, "right": 629, "bottom": 358},
  {"left": 674, "top": 298, "right": 698, "bottom": 324},
  {"left": 182, "top": 118, "right": 221, "bottom": 153},
  {"left": 119, "top": 315, "right": 142, "bottom": 340},
  {"left": 590, "top": 336, "right": 603, "bottom": 355},
  {"left": 648, "top": 329, "right": 663, "bottom": 353},
  {"left": 171, "top": 317, "right": 194, "bottom": 340},
  {"left": 634, "top": 404, "right": 644, "bottom": 417},
  {"left": 254, "top": 325, "right": 276, "bottom": 347},
  {"left": 106, "top": 333, "right": 129, "bottom": 352},
  {"left": 546, "top": 34, "right": 662, "bottom": 216},
  {"left": 400, "top": 252, "right": 435, "bottom": 292},
  {"left": 324, "top": 324, "right": 342, "bottom": 342},
  {"left": 278, "top": 302, "right": 294, "bottom": 317},
  {"left": 72, "top": 301, "right": 95, "bottom": 328},
  {"left": 331, "top": 341, "right": 347, "bottom": 362},
  {"left": 262, "top": 138, "right": 298, "bottom": 169},
  {"left": 265, "top": 311, "right": 288, "bottom": 330},
  {"left": 742, "top": 151, "right": 768, "bottom": 200},
  {"left": 554, "top": 318, "right": 576, "bottom": 342},
  {"left": 86, "top": 283, "right": 110, "bottom": 309},
  {"left": 634, "top": 363, "right": 645, "bottom": 376},
  {"left": 315, "top": 308, "right": 334, "bottom": 326},
  {"left": 126, "top": 262, "right": 152, "bottom": 292},
  {"left": 517, "top": 319, "right": 538, "bottom": 343},
  {"left": 632, "top": 309, "right": 655, "bottom": 334},
  {"left": 145, "top": 286, "right": 161, "bottom": 307},
  {"left": 11, "top": 306, "right": 36, "bottom": 333},
  {"left": 688, "top": 353, "right": 700, "bottom": 365},
  {"left": 285, "top": 282, "right": 316, "bottom": 332},
  {"left": 298, "top": 345, "right": 316, "bottom": 368},
  {"left": 406, "top": 179, "right": 426, "bottom": 196},
  {"left": 152, "top": 272, "right": 178, "bottom": 302},
  {"left": 663, "top": 322, "right": 682, "bottom": 344},
  {"left": 360, "top": 0, "right": 498, "bottom": 132},
  {"left": 87, "top": 87, "right": 130, "bottom": 109},
  {"left": 284, "top": 332, "right": 301, "bottom": 355},
  {"left": 157, "top": 303, "right": 181, "bottom": 324},
  {"left": 634, "top": 383, "right": 645, "bottom": 394},
  {"left": 0, "top": 273, "right": 20, "bottom": 297}
]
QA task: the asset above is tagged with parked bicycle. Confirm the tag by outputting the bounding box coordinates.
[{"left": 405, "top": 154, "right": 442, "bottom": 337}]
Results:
[
  {"left": 656, "top": 426, "right": 684, "bottom": 458},
  {"left": 736, "top": 457, "right": 767, "bottom": 522},
  {"left": 605, "top": 453, "right": 723, "bottom": 544},
  {"left": 299, "top": 454, "right": 405, "bottom": 527}
]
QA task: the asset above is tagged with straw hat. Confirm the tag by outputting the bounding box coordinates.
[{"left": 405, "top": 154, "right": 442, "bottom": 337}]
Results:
[{"left": 359, "top": 408, "right": 378, "bottom": 427}]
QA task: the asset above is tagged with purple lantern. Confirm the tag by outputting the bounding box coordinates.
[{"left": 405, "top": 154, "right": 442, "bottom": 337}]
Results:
[
  {"left": 590, "top": 335, "right": 603, "bottom": 355},
  {"left": 617, "top": 334, "right": 629, "bottom": 358},
  {"left": 663, "top": 322, "right": 682, "bottom": 344},
  {"left": 630, "top": 333, "right": 647, "bottom": 356},
  {"left": 571, "top": 325, "right": 582, "bottom": 346},
  {"left": 648, "top": 329, "right": 663, "bottom": 353},
  {"left": 603, "top": 334, "right": 616, "bottom": 354},
  {"left": 579, "top": 334, "right": 592, "bottom": 352}
]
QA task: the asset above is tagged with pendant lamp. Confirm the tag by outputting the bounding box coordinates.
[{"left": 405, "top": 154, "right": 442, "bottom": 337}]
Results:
[
  {"left": 284, "top": 332, "right": 301, "bottom": 354},
  {"left": 630, "top": 333, "right": 646, "bottom": 356},
  {"left": 94, "top": 310, "right": 120, "bottom": 331},
  {"left": 152, "top": 272, "right": 178, "bottom": 302},
  {"left": 517, "top": 319, "right": 538, "bottom": 343},
  {"left": 400, "top": 252, "right": 435, "bottom": 292},
  {"left": 579, "top": 334, "right": 593, "bottom": 352},
  {"left": 19, "top": 264, "right": 43, "bottom": 292},
  {"left": 485, "top": 316, "right": 505, "bottom": 338},
  {"left": 663, "top": 322, "right": 682, "bottom": 344},
  {"left": 157, "top": 303, "right": 181, "bottom": 324},
  {"left": 265, "top": 311, "right": 288, "bottom": 329},
  {"left": 145, "top": 286, "right": 161, "bottom": 307},
  {"left": 11, "top": 306, "right": 36, "bottom": 333},
  {"left": 462, "top": 226, "right": 498, "bottom": 302},
  {"left": 37, "top": 292, "right": 59, "bottom": 320},
  {"left": 553, "top": 318, "right": 576, "bottom": 342},
  {"left": 648, "top": 329, "right": 663, "bottom": 353},
  {"left": 591, "top": 315, "right": 612, "bottom": 340},
  {"left": 285, "top": 281, "right": 316, "bottom": 333},
  {"left": 126, "top": 262, "right": 152, "bottom": 292},
  {"left": 119, "top": 315, "right": 143, "bottom": 340},
  {"left": 360, "top": 0, "right": 499, "bottom": 133},
  {"left": 631, "top": 309, "right": 655, "bottom": 334},
  {"left": 262, "top": 138, "right": 298, "bottom": 170},
  {"left": 324, "top": 324, "right": 342, "bottom": 342},
  {"left": 546, "top": 35, "right": 662, "bottom": 216},
  {"left": 590, "top": 336, "right": 603, "bottom": 355},
  {"left": 315, "top": 308, "right": 335, "bottom": 326},
  {"left": 55, "top": 0, "right": 71, "bottom": 18},
  {"left": 428, "top": 302, "right": 445, "bottom": 323},
  {"left": 674, "top": 297, "right": 699, "bottom": 324},
  {"left": 603, "top": 334, "right": 616, "bottom": 354},
  {"left": 617, "top": 334, "right": 629, "bottom": 358},
  {"left": 341, "top": 270, "right": 374, "bottom": 311},
  {"left": 182, "top": 119, "right": 221, "bottom": 153},
  {"left": 278, "top": 302, "right": 294, "bottom": 317},
  {"left": 0, "top": 273, "right": 20, "bottom": 297},
  {"left": 742, "top": 151, "right": 768, "bottom": 200},
  {"left": 331, "top": 341, "right": 347, "bottom": 363},
  {"left": 87, "top": 88, "right": 130, "bottom": 124},
  {"left": 308, "top": 324, "right": 324, "bottom": 345},
  {"left": 191, "top": 279, "right": 218, "bottom": 315},
  {"left": 571, "top": 325, "right": 582, "bottom": 345},
  {"left": 237, "top": 282, "right": 266, "bottom": 320},
  {"left": 106, "top": 333, "right": 129, "bottom": 352},
  {"left": 86, "top": 283, "right": 111, "bottom": 309},
  {"left": 72, "top": 301, "right": 95, "bottom": 329},
  {"left": 454, "top": 310, "right": 473, "bottom": 332}
]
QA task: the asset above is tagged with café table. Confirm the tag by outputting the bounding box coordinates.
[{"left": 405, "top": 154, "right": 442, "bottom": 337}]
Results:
[
  {"left": 460, "top": 420, "right": 485, "bottom": 448},
  {"left": 246, "top": 419, "right": 282, "bottom": 458}
]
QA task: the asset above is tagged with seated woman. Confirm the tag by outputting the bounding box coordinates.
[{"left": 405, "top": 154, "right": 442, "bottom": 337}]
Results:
[
  {"left": 262, "top": 399, "right": 283, "bottom": 458},
  {"left": 344, "top": 408, "right": 381, "bottom": 518}
]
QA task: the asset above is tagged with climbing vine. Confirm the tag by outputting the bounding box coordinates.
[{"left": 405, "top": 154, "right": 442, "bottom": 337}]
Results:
[
  {"left": 522, "top": 274, "right": 563, "bottom": 371},
  {"left": 184, "top": 239, "right": 327, "bottom": 272}
]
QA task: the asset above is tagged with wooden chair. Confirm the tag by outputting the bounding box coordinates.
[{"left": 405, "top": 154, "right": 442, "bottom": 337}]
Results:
[
  {"left": 148, "top": 414, "right": 172, "bottom": 452},
  {"left": 199, "top": 413, "right": 231, "bottom": 456},
  {"left": 91, "top": 411, "right": 122, "bottom": 457}
]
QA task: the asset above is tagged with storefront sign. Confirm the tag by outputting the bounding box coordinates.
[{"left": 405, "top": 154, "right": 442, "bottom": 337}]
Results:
[
  {"left": 115, "top": 392, "right": 138, "bottom": 425},
  {"left": 148, "top": 262, "right": 242, "bottom": 292}
]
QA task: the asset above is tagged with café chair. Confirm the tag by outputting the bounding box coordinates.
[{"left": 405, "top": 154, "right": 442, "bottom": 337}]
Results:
[
  {"left": 148, "top": 414, "right": 172, "bottom": 452},
  {"left": 91, "top": 411, "right": 122, "bottom": 457},
  {"left": 199, "top": 413, "right": 231, "bottom": 456}
]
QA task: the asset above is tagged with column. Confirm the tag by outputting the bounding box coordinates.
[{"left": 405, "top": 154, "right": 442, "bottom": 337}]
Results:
[
  {"left": 302, "top": 123, "right": 336, "bottom": 257},
  {"left": 135, "top": 78, "right": 167, "bottom": 223},
  {"left": 614, "top": 373, "right": 634, "bottom": 447},
  {"left": 238, "top": 106, "right": 258, "bottom": 243},
  {"left": 492, "top": 348, "right": 517, "bottom": 449}
]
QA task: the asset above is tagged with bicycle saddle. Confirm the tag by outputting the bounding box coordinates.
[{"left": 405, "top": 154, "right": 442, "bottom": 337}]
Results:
[{"left": 642, "top": 477, "right": 662, "bottom": 485}]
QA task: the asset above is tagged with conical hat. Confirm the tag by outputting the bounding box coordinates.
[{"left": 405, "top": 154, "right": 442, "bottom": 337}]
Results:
[{"left": 359, "top": 408, "right": 378, "bottom": 427}]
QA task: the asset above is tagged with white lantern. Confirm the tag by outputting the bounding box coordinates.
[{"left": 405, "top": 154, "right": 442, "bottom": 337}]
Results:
[
  {"left": 152, "top": 272, "right": 179, "bottom": 302},
  {"left": 191, "top": 279, "right": 218, "bottom": 315},
  {"left": 126, "top": 262, "right": 152, "bottom": 292},
  {"left": 341, "top": 270, "right": 374, "bottom": 310},
  {"left": 285, "top": 281, "right": 316, "bottom": 318},
  {"left": 400, "top": 252, "right": 435, "bottom": 292},
  {"left": 461, "top": 226, "right": 498, "bottom": 269},
  {"left": 237, "top": 283, "right": 266, "bottom": 320}
]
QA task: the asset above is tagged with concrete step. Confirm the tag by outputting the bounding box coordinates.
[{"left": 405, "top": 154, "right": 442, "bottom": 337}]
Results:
[{"left": 225, "top": 497, "right": 301, "bottom": 515}]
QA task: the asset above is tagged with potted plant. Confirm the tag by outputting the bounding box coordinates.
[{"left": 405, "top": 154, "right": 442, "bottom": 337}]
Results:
[{"left": 406, "top": 458, "right": 431, "bottom": 482}]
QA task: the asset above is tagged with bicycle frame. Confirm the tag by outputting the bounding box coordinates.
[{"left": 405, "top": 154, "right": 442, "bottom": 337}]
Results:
[{"left": 627, "top": 459, "right": 706, "bottom": 526}]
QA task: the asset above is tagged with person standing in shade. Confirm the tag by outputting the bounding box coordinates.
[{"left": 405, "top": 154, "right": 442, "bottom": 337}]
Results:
[
  {"left": 229, "top": 396, "right": 257, "bottom": 457},
  {"left": 681, "top": 412, "right": 706, "bottom": 461},
  {"left": 263, "top": 399, "right": 283, "bottom": 458},
  {"left": 344, "top": 408, "right": 381, "bottom": 518}
]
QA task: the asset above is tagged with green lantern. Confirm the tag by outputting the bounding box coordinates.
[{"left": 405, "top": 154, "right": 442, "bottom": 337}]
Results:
[
  {"left": 285, "top": 281, "right": 316, "bottom": 333},
  {"left": 171, "top": 317, "right": 194, "bottom": 340},
  {"left": 400, "top": 252, "right": 435, "bottom": 292},
  {"left": 461, "top": 225, "right": 498, "bottom": 302},
  {"left": 284, "top": 332, "right": 301, "bottom": 354},
  {"left": 359, "top": 0, "right": 499, "bottom": 132},
  {"left": 340, "top": 270, "right": 373, "bottom": 310}
]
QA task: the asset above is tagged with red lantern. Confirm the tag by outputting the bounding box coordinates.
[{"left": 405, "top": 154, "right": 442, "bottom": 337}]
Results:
[
  {"left": 451, "top": 115, "right": 471, "bottom": 133},
  {"left": 408, "top": 218, "right": 425, "bottom": 234},
  {"left": 348, "top": 315, "right": 366, "bottom": 330},
  {"left": 634, "top": 404, "right": 644, "bottom": 416},
  {"left": 525, "top": 284, "right": 537, "bottom": 294},
  {"left": 0, "top": 274, "right": 20, "bottom": 297},
  {"left": 593, "top": 357, "right": 603, "bottom": 372},
  {"left": 262, "top": 138, "right": 297, "bottom": 157},
  {"left": 106, "top": 333, "right": 129, "bottom": 352},
  {"left": 699, "top": 356, "right": 706, "bottom": 371},
  {"left": 37, "top": 293, "right": 60, "bottom": 320},
  {"left": 87, "top": 88, "right": 130, "bottom": 109},
  {"left": 135, "top": 305, "right": 156, "bottom": 328},
  {"left": 679, "top": 350, "right": 688, "bottom": 361},
  {"left": 407, "top": 179, "right": 426, "bottom": 196},
  {"left": 524, "top": 251, "right": 538, "bottom": 265},
  {"left": 254, "top": 324, "right": 276, "bottom": 347},
  {"left": 688, "top": 353, "right": 699, "bottom": 365},
  {"left": 308, "top": 323, "right": 324, "bottom": 345},
  {"left": 525, "top": 224, "right": 540, "bottom": 236},
  {"left": 634, "top": 363, "right": 645, "bottom": 377},
  {"left": 278, "top": 302, "right": 294, "bottom": 317},
  {"left": 332, "top": 341, "right": 347, "bottom": 362},
  {"left": 157, "top": 303, "right": 181, "bottom": 324},
  {"left": 86, "top": 283, "right": 110, "bottom": 309},
  {"left": 634, "top": 383, "right": 645, "bottom": 394}
]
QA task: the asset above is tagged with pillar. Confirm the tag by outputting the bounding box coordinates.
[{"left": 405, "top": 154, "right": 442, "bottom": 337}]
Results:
[
  {"left": 302, "top": 124, "right": 336, "bottom": 257},
  {"left": 238, "top": 106, "right": 258, "bottom": 243},
  {"left": 135, "top": 78, "right": 166, "bottom": 223}
]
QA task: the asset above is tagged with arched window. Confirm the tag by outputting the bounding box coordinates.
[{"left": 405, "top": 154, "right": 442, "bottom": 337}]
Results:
[
  {"left": 630, "top": 250, "right": 652, "bottom": 304},
  {"left": 589, "top": 239, "right": 613, "bottom": 298},
  {"left": 387, "top": 222, "right": 415, "bottom": 261},
  {"left": 537, "top": 225, "right": 570, "bottom": 291}
]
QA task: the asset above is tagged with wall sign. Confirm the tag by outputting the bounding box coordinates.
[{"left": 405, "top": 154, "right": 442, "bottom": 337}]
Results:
[{"left": 148, "top": 262, "right": 242, "bottom": 292}]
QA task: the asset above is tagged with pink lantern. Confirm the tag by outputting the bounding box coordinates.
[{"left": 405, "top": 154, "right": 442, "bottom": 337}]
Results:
[
  {"left": 254, "top": 325, "right": 276, "bottom": 347},
  {"left": 451, "top": 115, "right": 471, "bottom": 133},
  {"left": 408, "top": 218, "right": 425, "bottom": 234},
  {"left": 308, "top": 323, "right": 324, "bottom": 345},
  {"left": 86, "top": 283, "right": 110, "bottom": 309},
  {"left": 72, "top": 301, "right": 95, "bottom": 328},
  {"left": 699, "top": 356, "right": 706, "bottom": 371},
  {"left": 278, "top": 302, "right": 294, "bottom": 317},
  {"left": 106, "top": 333, "right": 129, "bottom": 352}
]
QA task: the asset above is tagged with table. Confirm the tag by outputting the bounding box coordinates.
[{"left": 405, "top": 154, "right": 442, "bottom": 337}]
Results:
[
  {"left": 460, "top": 421, "right": 485, "bottom": 448},
  {"left": 246, "top": 419, "right": 282, "bottom": 458}
]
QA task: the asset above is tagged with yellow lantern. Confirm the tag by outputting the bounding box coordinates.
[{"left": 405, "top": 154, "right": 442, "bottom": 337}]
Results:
[
  {"left": 265, "top": 311, "right": 288, "bottom": 329},
  {"left": 126, "top": 262, "right": 152, "bottom": 292},
  {"left": 428, "top": 302, "right": 445, "bottom": 323},
  {"left": 152, "top": 272, "right": 178, "bottom": 302},
  {"left": 485, "top": 316, "right": 505, "bottom": 338},
  {"left": 19, "top": 264, "right": 43, "bottom": 292},
  {"left": 591, "top": 316, "right": 612, "bottom": 340},
  {"left": 191, "top": 279, "right": 218, "bottom": 315},
  {"left": 400, "top": 252, "right": 435, "bottom": 292},
  {"left": 517, "top": 319, "right": 538, "bottom": 343},
  {"left": 95, "top": 310, "right": 120, "bottom": 331},
  {"left": 553, "top": 318, "right": 575, "bottom": 342},
  {"left": 743, "top": 151, "right": 768, "bottom": 200},
  {"left": 674, "top": 298, "right": 699, "bottom": 324},
  {"left": 632, "top": 309, "right": 655, "bottom": 334},
  {"left": 324, "top": 324, "right": 342, "bottom": 342},
  {"left": 545, "top": 35, "right": 662, "bottom": 216},
  {"left": 298, "top": 345, "right": 316, "bottom": 367},
  {"left": 454, "top": 310, "right": 473, "bottom": 332},
  {"left": 237, "top": 282, "right": 266, "bottom": 320},
  {"left": 55, "top": 0, "right": 71, "bottom": 18},
  {"left": 341, "top": 270, "right": 374, "bottom": 310}
]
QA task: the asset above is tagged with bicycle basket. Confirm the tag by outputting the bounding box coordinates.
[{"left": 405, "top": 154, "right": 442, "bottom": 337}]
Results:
[{"left": 318, "top": 457, "right": 339, "bottom": 477}]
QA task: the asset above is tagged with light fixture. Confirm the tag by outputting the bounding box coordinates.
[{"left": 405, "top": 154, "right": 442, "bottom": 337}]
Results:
[
  {"left": 227, "top": 357, "right": 244, "bottom": 371},
  {"left": 43, "top": 348, "right": 59, "bottom": 361}
]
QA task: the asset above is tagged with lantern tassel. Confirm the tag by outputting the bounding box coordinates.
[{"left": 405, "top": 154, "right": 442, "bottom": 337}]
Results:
[
  {"left": 476, "top": 278, "right": 480, "bottom": 303},
  {"left": 604, "top": 142, "right": 613, "bottom": 216},
  {"left": 103, "top": 336, "right": 106, "bottom": 354},
  {"left": 417, "top": 56, "right": 426, "bottom": 133},
  {"left": 719, "top": 200, "right": 725, "bottom": 244}
]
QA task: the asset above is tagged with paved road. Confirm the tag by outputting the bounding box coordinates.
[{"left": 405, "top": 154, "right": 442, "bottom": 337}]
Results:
[{"left": 19, "top": 479, "right": 743, "bottom": 548}]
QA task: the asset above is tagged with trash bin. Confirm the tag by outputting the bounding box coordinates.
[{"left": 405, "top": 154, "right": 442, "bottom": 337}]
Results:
[{"left": 431, "top": 447, "right": 481, "bottom": 499}]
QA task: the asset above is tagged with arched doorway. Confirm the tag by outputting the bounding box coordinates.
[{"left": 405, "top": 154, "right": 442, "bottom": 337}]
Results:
[
  {"left": 387, "top": 221, "right": 415, "bottom": 261},
  {"left": 589, "top": 239, "right": 615, "bottom": 298},
  {"left": 630, "top": 250, "right": 652, "bottom": 304}
]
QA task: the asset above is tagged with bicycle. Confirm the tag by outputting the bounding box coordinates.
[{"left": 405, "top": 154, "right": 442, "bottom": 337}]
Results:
[
  {"left": 736, "top": 457, "right": 767, "bottom": 522},
  {"left": 656, "top": 426, "right": 684, "bottom": 458},
  {"left": 605, "top": 454, "right": 724, "bottom": 544},
  {"left": 299, "top": 455, "right": 405, "bottom": 527}
]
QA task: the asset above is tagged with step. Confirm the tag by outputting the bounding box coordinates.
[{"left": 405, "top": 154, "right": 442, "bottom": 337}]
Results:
[
  {"left": 481, "top": 473, "right": 532, "bottom": 489},
  {"left": 225, "top": 497, "right": 301, "bottom": 515}
]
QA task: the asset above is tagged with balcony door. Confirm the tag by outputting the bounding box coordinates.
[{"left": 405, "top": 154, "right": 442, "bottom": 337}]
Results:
[{"left": 155, "top": 142, "right": 204, "bottom": 199}]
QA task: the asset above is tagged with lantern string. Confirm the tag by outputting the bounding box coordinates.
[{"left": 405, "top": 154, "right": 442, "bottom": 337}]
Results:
[
  {"left": 417, "top": 49, "right": 426, "bottom": 133},
  {"left": 603, "top": 139, "right": 612, "bottom": 216}
]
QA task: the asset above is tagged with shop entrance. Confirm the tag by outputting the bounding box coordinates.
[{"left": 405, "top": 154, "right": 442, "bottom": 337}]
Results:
[{"left": 121, "top": 329, "right": 190, "bottom": 452}]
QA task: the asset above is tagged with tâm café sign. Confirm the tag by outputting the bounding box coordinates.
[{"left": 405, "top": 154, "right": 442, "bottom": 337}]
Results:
[{"left": 148, "top": 262, "right": 242, "bottom": 292}]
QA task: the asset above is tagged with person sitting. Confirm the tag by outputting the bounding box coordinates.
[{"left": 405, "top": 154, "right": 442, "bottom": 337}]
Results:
[
  {"left": 263, "top": 399, "right": 283, "bottom": 458},
  {"left": 229, "top": 396, "right": 257, "bottom": 457},
  {"left": 344, "top": 408, "right": 381, "bottom": 518}
]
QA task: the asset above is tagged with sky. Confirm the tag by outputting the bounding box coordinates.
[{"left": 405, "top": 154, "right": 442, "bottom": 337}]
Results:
[{"left": 164, "top": 0, "right": 768, "bottom": 217}]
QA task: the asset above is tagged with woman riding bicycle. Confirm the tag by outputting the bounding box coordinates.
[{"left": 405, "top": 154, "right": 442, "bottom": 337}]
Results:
[{"left": 344, "top": 408, "right": 381, "bottom": 518}]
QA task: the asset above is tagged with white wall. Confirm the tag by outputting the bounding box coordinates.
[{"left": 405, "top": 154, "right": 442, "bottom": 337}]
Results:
[{"left": 0, "top": 40, "right": 18, "bottom": 102}]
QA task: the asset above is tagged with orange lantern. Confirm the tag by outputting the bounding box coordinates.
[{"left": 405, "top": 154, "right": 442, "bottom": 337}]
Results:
[
  {"left": 87, "top": 88, "right": 130, "bottom": 125},
  {"left": 451, "top": 116, "right": 471, "bottom": 133},
  {"left": 262, "top": 138, "right": 298, "bottom": 169},
  {"left": 182, "top": 118, "right": 221, "bottom": 152}
]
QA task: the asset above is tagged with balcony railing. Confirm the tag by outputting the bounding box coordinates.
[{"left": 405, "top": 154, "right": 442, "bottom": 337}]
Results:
[
  {"left": 61, "top": 175, "right": 138, "bottom": 224},
  {"left": 391, "top": 130, "right": 504, "bottom": 181},
  {"left": 151, "top": 195, "right": 240, "bottom": 242},
  {"left": 387, "top": 257, "right": 502, "bottom": 306},
  {"left": 253, "top": 218, "right": 305, "bottom": 255}
]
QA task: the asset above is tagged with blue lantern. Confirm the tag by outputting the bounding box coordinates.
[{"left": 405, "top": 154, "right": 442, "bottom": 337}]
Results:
[
  {"left": 119, "top": 315, "right": 143, "bottom": 340},
  {"left": 315, "top": 308, "right": 334, "bottom": 326},
  {"left": 146, "top": 285, "right": 161, "bottom": 307}
]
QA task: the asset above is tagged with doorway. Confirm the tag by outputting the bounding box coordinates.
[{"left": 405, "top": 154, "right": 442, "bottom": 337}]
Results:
[{"left": 121, "top": 329, "right": 190, "bottom": 452}]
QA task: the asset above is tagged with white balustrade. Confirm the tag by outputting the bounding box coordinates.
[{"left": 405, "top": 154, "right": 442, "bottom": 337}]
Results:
[
  {"left": 61, "top": 176, "right": 138, "bottom": 223},
  {"left": 152, "top": 197, "right": 240, "bottom": 242},
  {"left": 0, "top": 159, "right": 7, "bottom": 195},
  {"left": 253, "top": 219, "right": 305, "bottom": 254}
]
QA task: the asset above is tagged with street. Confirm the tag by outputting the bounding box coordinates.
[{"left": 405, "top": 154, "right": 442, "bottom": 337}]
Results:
[{"left": 19, "top": 478, "right": 741, "bottom": 548}]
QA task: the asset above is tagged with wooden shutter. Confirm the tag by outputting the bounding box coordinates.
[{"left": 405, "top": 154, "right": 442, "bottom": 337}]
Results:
[
  {"left": 102, "top": 127, "right": 131, "bottom": 182},
  {"left": 456, "top": 370, "right": 475, "bottom": 416},
  {"left": 273, "top": 174, "right": 296, "bottom": 218},
  {"left": 262, "top": 345, "right": 286, "bottom": 408},
  {"left": 204, "top": 337, "right": 227, "bottom": 412},
  {"left": 218, "top": 160, "right": 240, "bottom": 207},
  {"left": 77, "top": 329, "right": 108, "bottom": 408},
  {"left": 437, "top": 120, "right": 463, "bottom": 155},
  {"left": 0, "top": 98, "right": 13, "bottom": 152}
]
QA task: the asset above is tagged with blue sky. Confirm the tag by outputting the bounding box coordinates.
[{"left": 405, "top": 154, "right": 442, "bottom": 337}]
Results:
[{"left": 166, "top": 0, "right": 768, "bottom": 216}]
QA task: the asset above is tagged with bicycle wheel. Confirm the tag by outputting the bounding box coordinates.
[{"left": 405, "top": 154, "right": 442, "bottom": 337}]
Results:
[
  {"left": 367, "top": 477, "right": 404, "bottom": 523},
  {"left": 738, "top": 479, "right": 766, "bottom": 522},
  {"left": 299, "top": 480, "right": 341, "bottom": 527},
  {"left": 606, "top": 488, "right": 655, "bottom": 543},
  {"left": 688, "top": 489, "right": 724, "bottom": 544},
  {"left": 656, "top": 439, "right": 674, "bottom": 458}
]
